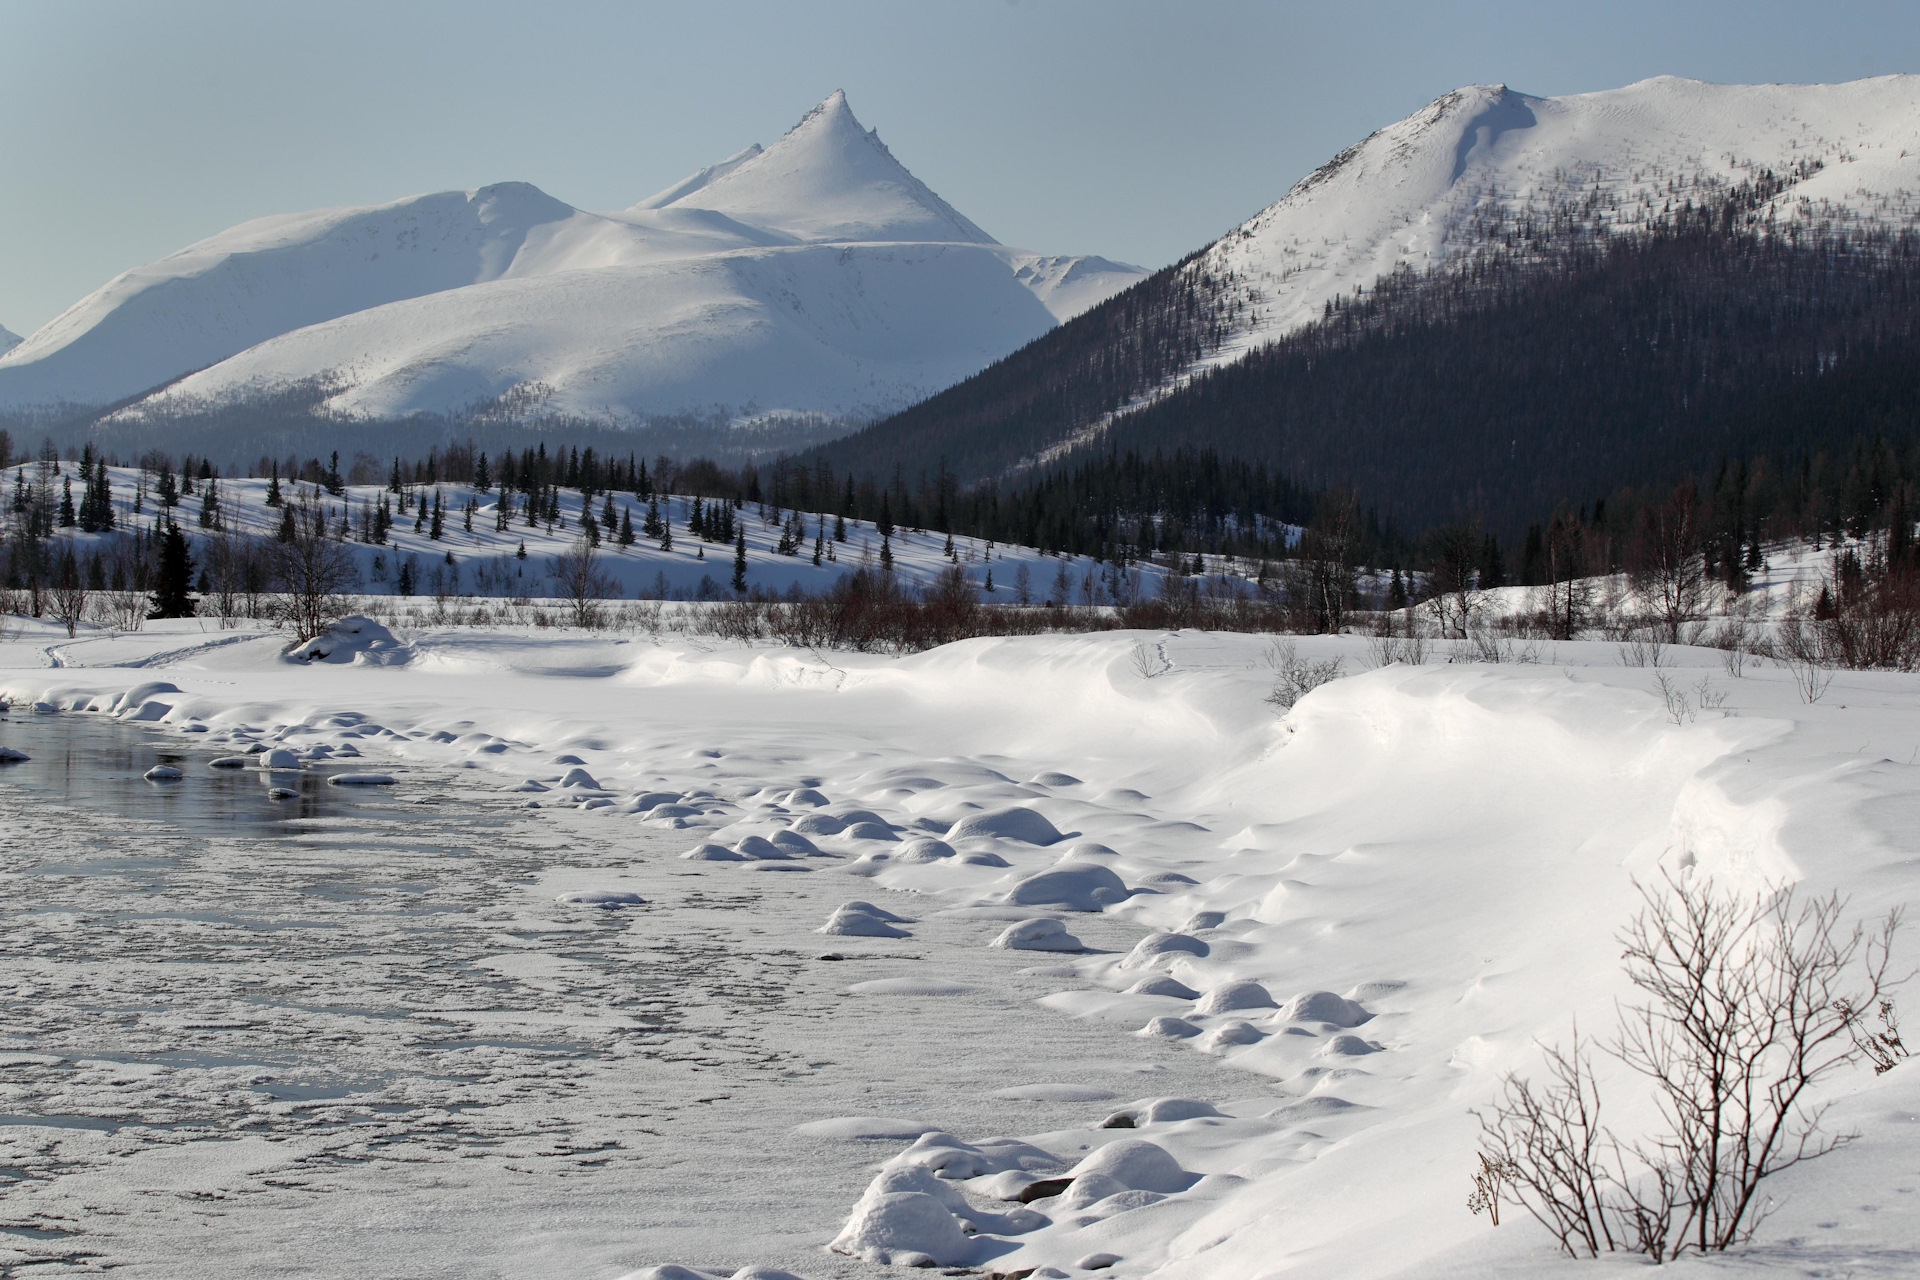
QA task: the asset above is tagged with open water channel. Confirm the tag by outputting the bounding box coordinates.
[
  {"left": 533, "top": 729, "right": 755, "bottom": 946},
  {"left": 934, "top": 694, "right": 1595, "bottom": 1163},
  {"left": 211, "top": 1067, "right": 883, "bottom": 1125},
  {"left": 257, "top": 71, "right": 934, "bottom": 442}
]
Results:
[{"left": 0, "top": 711, "right": 1235, "bottom": 1279}]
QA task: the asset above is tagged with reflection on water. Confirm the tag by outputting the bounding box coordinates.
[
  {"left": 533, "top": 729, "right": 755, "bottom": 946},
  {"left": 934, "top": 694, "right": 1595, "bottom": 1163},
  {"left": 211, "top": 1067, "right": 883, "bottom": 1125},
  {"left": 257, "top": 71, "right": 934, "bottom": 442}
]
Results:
[{"left": 0, "top": 708, "right": 377, "bottom": 834}]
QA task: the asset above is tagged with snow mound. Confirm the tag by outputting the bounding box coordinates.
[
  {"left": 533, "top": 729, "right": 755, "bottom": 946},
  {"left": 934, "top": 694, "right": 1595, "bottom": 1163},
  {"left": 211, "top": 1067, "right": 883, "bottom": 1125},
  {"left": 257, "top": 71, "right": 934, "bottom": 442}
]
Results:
[
  {"left": 556, "top": 890, "right": 644, "bottom": 909},
  {"left": 734, "top": 835, "right": 792, "bottom": 860},
  {"left": 1124, "top": 975, "right": 1199, "bottom": 998},
  {"left": 207, "top": 756, "right": 248, "bottom": 769},
  {"left": 1108, "top": 1097, "right": 1223, "bottom": 1126},
  {"left": 0, "top": 747, "right": 28, "bottom": 763},
  {"left": 326, "top": 773, "right": 395, "bottom": 787},
  {"left": 1122, "top": 932, "right": 1209, "bottom": 967},
  {"left": 894, "top": 837, "right": 956, "bottom": 864},
  {"left": 144, "top": 765, "right": 183, "bottom": 781},
  {"left": 1201, "top": 1020, "right": 1266, "bottom": 1051},
  {"left": 1320, "top": 1033, "right": 1381, "bottom": 1057},
  {"left": 1067, "top": 1138, "right": 1196, "bottom": 1193},
  {"left": 1137, "top": 1016, "right": 1201, "bottom": 1039},
  {"left": 1004, "top": 862, "right": 1132, "bottom": 911},
  {"left": 766, "top": 830, "right": 819, "bottom": 856},
  {"left": 258, "top": 748, "right": 301, "bottom": 770},
  {"left": 820, "top": 902, "right": 912, "bottom": 937},
  {"left": 948, "top": 807, "right": 1067, "bottom": 845},
  {"left": 795, "top": 1116, "right": 946, "bottom": 1141},
  {"left": 682, "top": 842, "right": 746, "bottom": 861},
  {"left": 829, "top": 1190, "right": 973, "bottom": 1266},
  {"left": 789, "top": 812, "right": 846, "bottom": 836},
  {"left": 1193, "top": 979, "right": 1277, "bottom": 1014},
  {"left": 1279, "top": 990, "right": 1372, "bottom": 1027},
  {"left": 990, "top": 918, "right": 1086, "bottom": 952},
  {"left": 842, "top": 821, "right": 896, "bottom": 841}
]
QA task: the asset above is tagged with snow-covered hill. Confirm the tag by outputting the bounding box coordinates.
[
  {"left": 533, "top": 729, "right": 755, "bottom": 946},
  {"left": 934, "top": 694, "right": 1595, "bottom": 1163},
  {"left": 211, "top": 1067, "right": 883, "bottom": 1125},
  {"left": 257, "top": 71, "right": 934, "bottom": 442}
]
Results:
[
  {"left": 0, "top": 92, "right": 1144, "bottom": 427},
  {"left": 1192, "top": 74, "right": 1920, "bottom": 373}
]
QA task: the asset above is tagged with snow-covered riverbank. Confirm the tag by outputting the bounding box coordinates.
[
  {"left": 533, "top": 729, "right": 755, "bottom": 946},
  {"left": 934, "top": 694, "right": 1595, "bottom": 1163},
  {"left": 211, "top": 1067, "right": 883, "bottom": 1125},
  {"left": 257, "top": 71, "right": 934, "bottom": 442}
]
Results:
[{"left": 4, "top": 618, "right": 1917, "bottom": 1278}]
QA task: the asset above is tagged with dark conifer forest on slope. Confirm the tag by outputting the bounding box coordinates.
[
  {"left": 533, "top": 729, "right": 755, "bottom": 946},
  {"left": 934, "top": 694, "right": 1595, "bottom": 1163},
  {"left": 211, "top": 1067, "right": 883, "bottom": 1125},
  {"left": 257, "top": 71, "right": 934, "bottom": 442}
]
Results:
[{"left": 808, "top": 211, "right": 1920, "bottom": 542}]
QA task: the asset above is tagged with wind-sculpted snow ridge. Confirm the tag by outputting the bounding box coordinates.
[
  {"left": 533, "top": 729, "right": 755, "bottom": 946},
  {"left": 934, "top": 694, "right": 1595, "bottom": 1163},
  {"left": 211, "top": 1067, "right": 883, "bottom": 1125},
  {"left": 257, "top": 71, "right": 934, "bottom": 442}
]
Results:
[
  {"left": 5, "top": 617, "right": 1920, "bottom": 1277},
  {"left": 0, "top": 91, "right": 1145, "bottom": 427}
]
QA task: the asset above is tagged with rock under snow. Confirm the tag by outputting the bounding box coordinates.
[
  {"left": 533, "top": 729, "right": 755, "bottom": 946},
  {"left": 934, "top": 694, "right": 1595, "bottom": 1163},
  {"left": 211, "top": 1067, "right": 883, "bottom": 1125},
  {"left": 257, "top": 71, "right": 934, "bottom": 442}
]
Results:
[
  {"left": 1004, "top": 862, "right": 1133, "bottom": 911},
  {"left": 990, "top": 918, "right": 1086, "bottom": 952},
  {"left": 1193, "top": 979, "right": 1278, "bottom": 1014},
  {"left": 1279, "top": 990, "right": 1373, "bottom": 1027},
  {"left": 947, "top": 807, "right": 1066, "bottom": 845},
  {"left": 829, "top": 1190, "right": 973, "bottom": 1266},
  {"left": 1067, "top": 1138, "right": 1196, "bottom": 1193}
]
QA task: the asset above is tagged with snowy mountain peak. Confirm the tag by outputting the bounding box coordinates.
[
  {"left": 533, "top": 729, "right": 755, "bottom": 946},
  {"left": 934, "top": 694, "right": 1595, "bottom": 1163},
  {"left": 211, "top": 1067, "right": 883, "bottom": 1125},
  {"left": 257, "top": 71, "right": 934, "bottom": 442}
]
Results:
[
  {"left": 1191, "top": 73, "right": 1920, "bottom": 374},
  {"left": 0, "top": 91, "right": 1137, "bottom": 424},
  {"left": 641, "top": 90, "right": 997, "bottom": 245},
  {"left": 631, "top": 145, "right": 766, "bottom": 211},
  {"left": 0, "top": 323, "right": 20, "bottom": 355}
]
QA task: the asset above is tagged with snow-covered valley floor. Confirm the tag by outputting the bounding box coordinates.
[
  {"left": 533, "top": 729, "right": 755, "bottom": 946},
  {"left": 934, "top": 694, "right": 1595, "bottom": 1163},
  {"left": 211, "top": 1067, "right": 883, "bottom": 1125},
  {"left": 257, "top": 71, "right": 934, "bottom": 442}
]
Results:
[{"left": 3, "top": 619, "right": 1918, "bottom": 1279}]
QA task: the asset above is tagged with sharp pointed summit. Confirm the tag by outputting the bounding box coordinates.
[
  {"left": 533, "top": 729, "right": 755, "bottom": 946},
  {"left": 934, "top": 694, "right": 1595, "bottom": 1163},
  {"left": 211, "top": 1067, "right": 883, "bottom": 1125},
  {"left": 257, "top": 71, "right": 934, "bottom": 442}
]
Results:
[
  {"left": 638, "top": 90, "right": 997, "bottom": 245},
  {"left": 0, "top": 91, "right": 1140, "bottom": 436}
]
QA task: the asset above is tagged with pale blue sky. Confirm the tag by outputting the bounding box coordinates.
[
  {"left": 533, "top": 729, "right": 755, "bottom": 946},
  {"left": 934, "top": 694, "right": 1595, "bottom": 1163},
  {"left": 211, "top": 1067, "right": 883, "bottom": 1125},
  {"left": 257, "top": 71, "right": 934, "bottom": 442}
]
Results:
[{"left": 3, "top": 0, "right": 1916, "bottom": 333}]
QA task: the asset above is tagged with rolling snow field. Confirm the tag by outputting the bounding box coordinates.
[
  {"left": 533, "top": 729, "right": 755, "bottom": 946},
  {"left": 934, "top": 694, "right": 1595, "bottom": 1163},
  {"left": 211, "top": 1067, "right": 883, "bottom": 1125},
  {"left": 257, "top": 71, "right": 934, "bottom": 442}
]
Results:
[{"left": 3, "top": 606, "right": 1918, "bottom": 1279}]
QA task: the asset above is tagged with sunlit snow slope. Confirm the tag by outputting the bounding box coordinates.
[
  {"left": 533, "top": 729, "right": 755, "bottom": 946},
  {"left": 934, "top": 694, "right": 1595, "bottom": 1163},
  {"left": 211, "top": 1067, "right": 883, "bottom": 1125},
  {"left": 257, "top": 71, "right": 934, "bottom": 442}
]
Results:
[
  {"left": 1191, "top": 74, "right": 1920, "bottom": 372},
  {"left": 0, "top": 92, "right": 1144, "bottom": 424}
]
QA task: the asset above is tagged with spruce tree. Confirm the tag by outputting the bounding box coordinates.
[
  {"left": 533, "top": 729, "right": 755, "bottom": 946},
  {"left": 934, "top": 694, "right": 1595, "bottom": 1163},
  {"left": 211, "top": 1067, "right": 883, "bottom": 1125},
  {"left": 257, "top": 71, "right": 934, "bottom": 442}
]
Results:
[
  {"left": 619, "top": 507, "right": 635, "bottom": 548},
  {"left": 429, "top": 491, "right": 445, "bottom": 540},
  {"left": 198, "top": 479, "right": 220, "bottom": 529},
  {"left": 278, "top": 503, "right": 298, "bottom": 543},
  {"left": 147, "top": 523, "right": 196, "bottom": 618},
  {"left": 834, "top": 512, "right": 847, "bottom": 542},
  {"left": 58, "top": 476, "right": 75, "bottom": 527},
  {"left": 156, "top": 465, "right": 177, "bottom": 508},
  {"left": 265, "top": 464, "right": 283, "bottom": 507},
  {"left": 474, "top": 452, "right": 492, "bottom": 493},
  {"left": 731, "top": 527, "right": 747, "bottom": 593},
  {"left": 880, "top": 532, "right": 894, "bottom": 572}
]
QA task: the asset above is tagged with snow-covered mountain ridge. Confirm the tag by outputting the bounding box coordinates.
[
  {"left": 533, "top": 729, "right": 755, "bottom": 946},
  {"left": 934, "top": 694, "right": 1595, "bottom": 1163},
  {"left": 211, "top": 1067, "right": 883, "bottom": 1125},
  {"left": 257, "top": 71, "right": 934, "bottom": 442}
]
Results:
[
  {"left": 1190, "top": 74, "right": 1920, "bottom": 374},
  {"left": 0, "top": 92, "right": 1144, "bottom": 429}
]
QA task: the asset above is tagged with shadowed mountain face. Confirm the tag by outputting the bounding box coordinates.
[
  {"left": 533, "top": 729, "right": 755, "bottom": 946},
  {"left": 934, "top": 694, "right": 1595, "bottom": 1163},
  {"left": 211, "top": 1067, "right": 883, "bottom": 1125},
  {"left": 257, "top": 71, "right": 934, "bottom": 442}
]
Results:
[{"left": 808, "top": 75, "right": 1920, "bottom": 532}]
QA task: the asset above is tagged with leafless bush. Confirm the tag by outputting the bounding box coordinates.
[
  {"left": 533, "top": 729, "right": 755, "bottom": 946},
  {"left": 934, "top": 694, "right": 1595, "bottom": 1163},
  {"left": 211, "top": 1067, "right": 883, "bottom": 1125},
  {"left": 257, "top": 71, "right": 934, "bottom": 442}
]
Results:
[
  {"left": 1263, "top": 638, "right": 1346, "bottom": 711},
  {"left": 1653, "top": 673, "right": 1694, "bottom": 725},
  {"left": 1366, "top": 609, "right": 1430, "bottom": 668},
  {"left": 1776, "top": 620, "right": 1836, "bottom": 703},
  {"left": 48, "top": 549, "right": 87, "bottom": 638},
  {"left": 269, "top": 496, "right": 361, "bottom": 642},
  {"left": 1480, "top": 876, "right": 1905, "bottom": 1261},
  {"left": 1128, "top": 641, "right": 1168, "bottom": 679},
  {"left": 547, "top": 536, "right": 621, "bottom": 629},
  {"left": 1617, "top": 634, "right": 1670, "bottom": 669}
]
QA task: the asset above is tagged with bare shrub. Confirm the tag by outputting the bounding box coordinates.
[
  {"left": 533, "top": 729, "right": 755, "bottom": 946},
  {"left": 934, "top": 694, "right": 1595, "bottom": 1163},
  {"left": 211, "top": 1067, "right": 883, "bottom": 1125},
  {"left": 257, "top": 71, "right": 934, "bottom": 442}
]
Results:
[
  {"left": 1627, "top": 482, "right": 1710, "bottom": 643},
  {"left": 1776, "top": 620, "right": 1836, "bottom": 703},
  {"left": 1263, "top": 638, "right": 1346, "bottom": 711},
  {"left": 1617, "top": 633, "right": 1669, "bottom": 669},
  {"left": 547, "top": 536, "right": 621, "bottom": 629},
  {"left": 270, "top": 496, "right": 361, "bottom": 642},
  {"left": 1366, "top": 609, "right": 1430, "bottom": 668},
  {"left": 1480, "top": 876, "right": 1904, "bottom": 1261}
]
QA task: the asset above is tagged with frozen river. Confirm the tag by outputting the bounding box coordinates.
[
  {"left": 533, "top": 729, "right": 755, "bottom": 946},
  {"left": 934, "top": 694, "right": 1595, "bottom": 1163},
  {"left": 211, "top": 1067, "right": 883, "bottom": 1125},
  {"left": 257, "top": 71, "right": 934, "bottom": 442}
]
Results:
[{"left": 0, "top": 711, "right": 1234, "bottom": 1278}]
